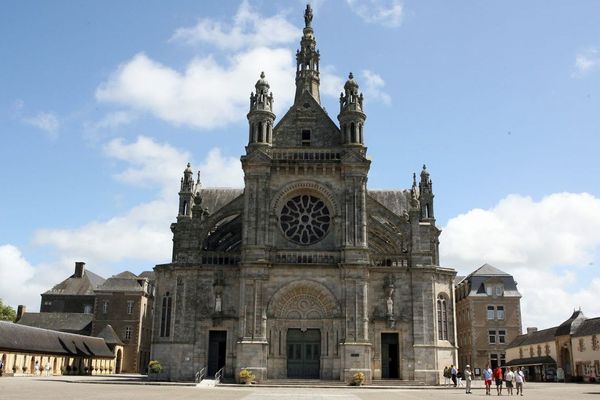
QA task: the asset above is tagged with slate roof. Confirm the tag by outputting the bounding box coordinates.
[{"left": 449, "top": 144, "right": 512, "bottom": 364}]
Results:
[
  {"left": 16, "top": 312, "right": 93, "bottom": 334},
  {"left": 201, "top": 188, "right": 243, "bottom": 214},
  {"left": 573, "top": 317, "right": 600, "bottom": 338},
  {"left": 368, "top": 190, "right": 410, "bottom": 216},
  {"left": 506, "top": 356, "right": 556, "bottom": 367},
  {"left": 468, "top": 263, "right": 511, "bottom": 277},
  {"left": 507, "top": 326, "right": 558, "bottom": 348},
  {"left": 44, "top": 269, "right": 105, "bottom": 296},
  {"left": 138, "top": 271, "right": 155, "bottom": 280},
  {"left": 0, "top": 321, "right": 113, "bottom": 358},
  {"left": 556, "top": 310, "right": 586, "bottom": 336},
  {"left": 457, "top": 263, "right": 521, "bottom": 298},
  {"left": 96, "top": 324, "right": 124, "bottom": 345}
]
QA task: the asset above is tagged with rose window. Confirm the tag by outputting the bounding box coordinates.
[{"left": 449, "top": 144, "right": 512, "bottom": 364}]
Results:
[{"left": 280, "top": 194, "right": 331, "bottom": 245}]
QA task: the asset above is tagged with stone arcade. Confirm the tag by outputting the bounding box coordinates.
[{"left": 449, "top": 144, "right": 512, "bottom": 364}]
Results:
[{"left": 151, "top": 5, "right": 457, "bottom": 384}]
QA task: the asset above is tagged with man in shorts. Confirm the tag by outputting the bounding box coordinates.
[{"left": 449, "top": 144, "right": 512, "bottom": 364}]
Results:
[
  {"left": 505, "top": 367, "right": 515, "bottom": 395},
  {"left": 483, "top": 364, "right": 493, "bottom": 396},
  {"left": 494, "top": 366, "right": 504, "bottom": 395}
]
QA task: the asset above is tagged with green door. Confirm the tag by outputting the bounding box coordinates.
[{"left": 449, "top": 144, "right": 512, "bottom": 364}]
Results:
[{"left": 287, "top": 329, "right": 320, "bottom": 378}]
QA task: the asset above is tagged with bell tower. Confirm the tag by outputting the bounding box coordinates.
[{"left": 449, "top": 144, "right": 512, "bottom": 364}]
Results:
[
  {"left": 247, "top": 72, "right": 275, "bottom": 147},
  {"left": 338, "top": 72, "right": 366, "bottom": 146}
]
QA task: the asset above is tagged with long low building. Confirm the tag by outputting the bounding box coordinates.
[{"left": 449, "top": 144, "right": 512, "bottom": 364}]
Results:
[
  {"left": 506, "top": 310, "right": 600, "bottom": 382},
  {"left": 0, "top": 321, "right": 121, "bottom": 376}
]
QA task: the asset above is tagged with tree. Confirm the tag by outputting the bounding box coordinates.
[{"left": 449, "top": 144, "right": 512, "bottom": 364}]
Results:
[{"left": 0, "top": 298, "right": 16, "bottom": 321}]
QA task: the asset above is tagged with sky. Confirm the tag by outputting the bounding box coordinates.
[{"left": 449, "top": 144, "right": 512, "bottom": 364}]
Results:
[{"left": 1, "top": 0, "right": 599, "bottom": 331}]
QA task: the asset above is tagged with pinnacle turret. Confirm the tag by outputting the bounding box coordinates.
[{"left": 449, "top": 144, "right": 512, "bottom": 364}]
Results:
[
  {"left": 338, "top": 73, "right": 366, "bottom": 145},
  {"left": 294, "top": 4, "right": 321, "bottom": 104}
]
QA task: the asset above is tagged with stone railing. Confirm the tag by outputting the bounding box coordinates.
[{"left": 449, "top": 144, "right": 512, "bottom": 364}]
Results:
[
  {"left": 200, "top": 252, "right": 241, "bottom": 266},
  {"left": 273, "top": 251, "right": 340, "bottom": 265},
  {"left": 271, "top": 149, "right": 341, "bottom": 161},
  {"left": 370, "top": 256, "right": 408, "bottom": 267}
]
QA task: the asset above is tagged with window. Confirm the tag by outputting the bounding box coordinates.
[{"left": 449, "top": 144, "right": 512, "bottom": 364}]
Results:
[
  {"left": 529, "top": 346, "right": 534, "bottom": 357},
  {"left": 497, "top": 305, "right": 505, "bottom": 320},
  {"left": 301, "top": 129, "right": 311, "bottom": 146},
  {"left": 592, "top": 335, "right": 599, "bottom": 351},
  {"left": 437, "top": 295, "right": 448, "bottom": 340},
  {"left": 537, "top": 345, "right": 542, "bottom": 356},
  {"left": 578, "top": 338, "right": 586, "bottom": 352},
  {"left": 127, "top": 300, "right": 134, "bottom": 315},
  {"left": 545, "top": 344, "right": 551, "bottom": 355},
  {"left": 499, "top": 330, "right": 506, "bottom": 344},
  {"left": 500, "top": 353, "right": 506, "bottom": 367},
  {"left": 43, "top": 300, "right": 52, "bottom": 306},
  {"left": 160, "top": 292, "right": 173, "bottom": 337},
  {"left": 487, "top": 306, "right": 495, "bottom": 320},
  {"left": 125, "top": 326, "right": 132, "bottom": 340},
  {"left": 489, "top": 330, "right": 497, "bottom": 344},
  {"left": 83, "top": 304, "right": 93, "bottom": 314},
  {"left": 519, "top": 348, "right": 523, "bottom": 358},
  {"left": 102, "top": 301, "right": 109, "bottom": 314},
  {"left": 495, "top": 285, "right": 504, "bottom": 296}
]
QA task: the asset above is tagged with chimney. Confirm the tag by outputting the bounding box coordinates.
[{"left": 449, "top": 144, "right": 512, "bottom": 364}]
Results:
[
  {"left": 16, "top": 305, "right": 26, "bottom": 321},
  {"left": 74, "top": 261, "right": 86, "bottom": 278},
  {"left": 526, "top": 327, "right": 538, "bottom": 334}
]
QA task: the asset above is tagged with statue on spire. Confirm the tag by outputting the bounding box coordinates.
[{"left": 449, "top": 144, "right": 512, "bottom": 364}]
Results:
[{"left": 304, "top": 4, "right": 313, "bottom": 27}]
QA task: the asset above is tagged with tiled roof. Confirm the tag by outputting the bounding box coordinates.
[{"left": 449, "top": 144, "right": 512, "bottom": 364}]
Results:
[
  {"left": 0, "top": 321, "right": 113, "bottom": 358},
  {"left": 16, "top": 312, "right": 93, "bottom": 334},
  {"left": 44, "top": 269, "right": 105, "bottom": 296},
  {"left": 507, "top": 326, "right": 558, "bottom": 347},
  {"left": 506, "top": 356, "right": 556, "bottom": 367},
  {"left": 96, "top": 324, "right": 123, "bottom": 345},
  {"left": 573, "top": 317, "right": 600, "bottom": 338}
]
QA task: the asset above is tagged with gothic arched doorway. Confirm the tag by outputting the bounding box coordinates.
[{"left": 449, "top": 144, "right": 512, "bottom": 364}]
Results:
[{"left": 560, "top": 345, "right": 571, "bottom": 379}]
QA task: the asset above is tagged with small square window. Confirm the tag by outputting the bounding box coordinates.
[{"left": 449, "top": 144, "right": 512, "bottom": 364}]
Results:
[
  {"left": 301, "top": 130, "right": 311, "bottom": 146},
  {"left": 487, "top": 306, "right": 495, "bottom": 320},
  {"left": 489, "top": 330, "right": 497, "bottom": 344},
  {"left": 497, "top": 306, "right": 505, "bottom": 320}
]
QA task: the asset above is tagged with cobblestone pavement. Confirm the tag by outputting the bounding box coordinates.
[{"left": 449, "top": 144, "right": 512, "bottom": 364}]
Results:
[{"left": 0, "top": 376, "right": 599, "bottom": 400}]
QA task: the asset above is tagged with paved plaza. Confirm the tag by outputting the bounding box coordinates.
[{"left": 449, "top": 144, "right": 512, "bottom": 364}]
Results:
[{"left": 0, "top": 376, "right": 599, "bottom": 400}]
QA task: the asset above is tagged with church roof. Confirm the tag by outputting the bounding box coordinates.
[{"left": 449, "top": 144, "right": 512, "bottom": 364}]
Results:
[
  {"left": 44, "top": 269, "right": 105, "bottom": 296},
  {"left": 368, "top": 190, "right": 410, "bottom": 217},
  {"left": 556, "top": 310, "right": 586, "bottom": 336},
  {"left": 200, "top": 188, "right": 243, "bottom": 214},
  {"left": 16, "top": 312, "right": 93, "bottom": 334},
  {"left": 95, "top": 324, "right": 124, "bottom": 345},
  {"left": 0, "top": 321, "right": 113, "bottom": 358}
]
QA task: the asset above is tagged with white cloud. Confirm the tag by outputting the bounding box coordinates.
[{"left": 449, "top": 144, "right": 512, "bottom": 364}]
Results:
[
  {"left": 171, "top": 0, "right": 300, "bottom": 51},
  {"left": 23, "top": 111, "right": 60, "bottom": 138},
  {"left": 362, "top": 69, "right": 391, "bottom": 105},
  {"left": 94, "top": 111, "right": 136, "bottom": 130},
  {"left": 199, "top": 148, "right": 244, "bottom": 188},
  {"left": 96, "top": 49, "right": 296, "bottom": 129},
  {"left": 346, "top": 0, "right": 403, "bottom": 27},
  {"left": 441, "top": 192, "right": 600, "bottom": 329},
  {"left": 30, "top": 136, "right": 242, "bottom": 277},
  {"left": 104, "top": 135, "right": 191, "bottom": 195},
  {"left": 574, "top": 47, "right": 600, "bottom": 77},
  {"left": 0, "top": 245, "right": 64, "bottom": 312}
]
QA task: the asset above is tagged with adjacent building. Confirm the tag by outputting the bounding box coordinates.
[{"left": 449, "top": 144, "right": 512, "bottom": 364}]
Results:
[
  {"left": 455, "top": 264, "right": 522, "bottom": 375},
  {"left": 506, "top": 310, "right": 600, "bottom": 382},
  {"left": 151, "top": 5, "right": 457, "bottom": 384}
]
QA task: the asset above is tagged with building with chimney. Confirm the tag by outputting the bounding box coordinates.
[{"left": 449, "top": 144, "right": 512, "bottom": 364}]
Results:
[{"left": 151, "top": 5, "right": 457, "bottom": 384}]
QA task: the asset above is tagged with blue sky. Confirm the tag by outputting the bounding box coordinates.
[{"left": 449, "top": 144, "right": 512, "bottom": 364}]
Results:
[{"left": 1, "top": 0, "right": 599, "bottom": 329}]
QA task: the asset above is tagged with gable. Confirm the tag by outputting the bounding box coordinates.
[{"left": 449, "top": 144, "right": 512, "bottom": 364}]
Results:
[{"left": 273, "top": 92, "right": 342, "bottom": 147}]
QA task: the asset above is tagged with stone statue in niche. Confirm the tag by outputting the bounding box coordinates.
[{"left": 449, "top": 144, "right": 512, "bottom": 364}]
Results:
[
  {"left": 384, "top": 278, "right": 396, "bottom": 328},
  {"left": 215, "top": 293, "right": 222, "bottom": 313},
  {"left": 213, "top": 270, "right": 224, "bottom": 314}
]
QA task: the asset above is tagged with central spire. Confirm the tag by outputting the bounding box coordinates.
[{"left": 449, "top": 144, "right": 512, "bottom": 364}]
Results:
[{"left": 294, "top": 4, "right": 321, "bottom": 104}]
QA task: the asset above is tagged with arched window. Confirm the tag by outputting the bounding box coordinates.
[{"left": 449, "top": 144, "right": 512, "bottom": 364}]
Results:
[
  {"left": 160, "top": 292, "right": 173, "bottom": 337},
  {"left": 182, "top": 200, "right": 188, "bottom": 216},
  {"left": 258, "top": 122, "right": 264, "bottom": 142},
  {"left": 437, "top": 294, "right": 448, "bottom": 340},
  {"left": 351, "top": 122, "right": 356, "bottom": 143}
]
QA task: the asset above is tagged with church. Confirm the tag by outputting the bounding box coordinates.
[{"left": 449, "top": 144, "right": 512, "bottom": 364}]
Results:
[{"left": 151, "top": 5, "right": 457, "bottom": 384}]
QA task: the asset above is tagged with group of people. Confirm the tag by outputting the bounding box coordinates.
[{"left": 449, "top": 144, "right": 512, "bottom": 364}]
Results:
[
  {"left": 482, "top": 364, "right": 525, "bottom": 396},
  {"left": 445, "top": 364, "right": 525, "bottom": 396}
]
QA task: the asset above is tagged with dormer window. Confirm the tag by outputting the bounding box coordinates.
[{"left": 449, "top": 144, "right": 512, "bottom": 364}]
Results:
[{"left": 301, "top": 129, "right": 311, "bottom": 146}]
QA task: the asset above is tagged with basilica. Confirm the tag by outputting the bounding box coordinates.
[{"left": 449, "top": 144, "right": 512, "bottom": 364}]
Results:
[{"left": 151, "top": 5, "right": 457, "bottom": 384}]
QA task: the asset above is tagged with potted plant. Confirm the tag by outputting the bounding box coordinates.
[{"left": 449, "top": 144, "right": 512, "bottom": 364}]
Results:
[
  {"left": 148, "top": 360, "right": 164, "bottom": 381},
  {"left": 352, "top": 371, "right": 365, "bottom": 386},
  {"left": 239, "top": 368, "right": 255, "bottom": 384}
]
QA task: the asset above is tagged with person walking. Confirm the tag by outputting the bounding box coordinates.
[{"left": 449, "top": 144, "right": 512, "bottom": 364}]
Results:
[
  {"left": 44, "top": 361, "right": 51, "bottom": 376},
  {"left": 494, "top": 366, "right": 504, "bottom": 395},
  {"left": 505, "top": 367, "right": 515, "bottom": 395},
  {"left": 443, "top": 366, "right": 451, "bottom": 386},
  {"left": 451, "top": 364, "right": 458, "bottom": 387},
  {"left": 464, "top": 365, "right": 473, "bottom": 394},
  {"left": 34, "top": 360, "right": 40, "bottom": 376},
  {"left": 515, "top": 367, "right": 525, "bottom": 396},
  {"left": 483, "top": 364, "right": 493, "bottom": 396},
  {"left": 457, "top": 368, "right": 463, "bottom": 387}
]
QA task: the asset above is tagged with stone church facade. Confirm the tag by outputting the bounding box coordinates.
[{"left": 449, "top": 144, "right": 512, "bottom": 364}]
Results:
[{"left": 151, "top": 5, "right": 457, "bottom": 384}]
